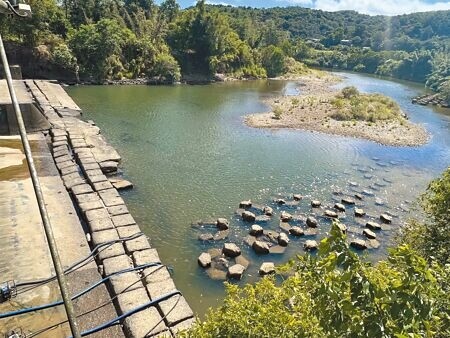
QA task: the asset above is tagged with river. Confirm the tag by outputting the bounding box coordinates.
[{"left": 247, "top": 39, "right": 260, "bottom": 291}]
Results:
[{"left": 66, "top": 72, "right": 450, "bottom": 316}]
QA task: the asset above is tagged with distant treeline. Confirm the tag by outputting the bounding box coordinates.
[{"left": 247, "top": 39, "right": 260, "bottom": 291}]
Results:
[{"left": 0, "top": 0, "right": 448, "bottom": 99}]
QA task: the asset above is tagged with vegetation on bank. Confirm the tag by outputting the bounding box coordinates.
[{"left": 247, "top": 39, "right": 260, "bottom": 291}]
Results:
[
  {"left": 331, "top": 86, "right": 403, "bottom": 122},
  {"left": 0, "top": 1, "right": 449, "bottom": 101},
  {"left": 181, "top": 168, "right": 450, "bottom": 337}
]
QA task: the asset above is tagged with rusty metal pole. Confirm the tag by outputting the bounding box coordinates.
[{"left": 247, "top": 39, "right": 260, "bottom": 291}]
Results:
[{"left": 0, "top": 33, "right": 82, "bottom": 338}]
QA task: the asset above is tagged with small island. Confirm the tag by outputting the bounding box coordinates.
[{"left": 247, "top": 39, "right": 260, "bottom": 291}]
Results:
[{"left": 246, "top": 74, "right": 429, "bottom": 146}]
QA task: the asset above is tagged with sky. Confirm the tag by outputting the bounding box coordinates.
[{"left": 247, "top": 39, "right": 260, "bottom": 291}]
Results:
[{"left": 166, "top": 0, "right": 450, "bottom": 15}]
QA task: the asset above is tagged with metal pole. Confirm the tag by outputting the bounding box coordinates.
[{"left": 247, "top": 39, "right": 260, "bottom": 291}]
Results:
[{"left": 0, "top": 34, "right": 82, "bottom": 338}]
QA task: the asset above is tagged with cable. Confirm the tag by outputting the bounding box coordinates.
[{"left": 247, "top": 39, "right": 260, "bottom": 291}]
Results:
[
  {"left": 145, "top": 294, "right": 181, "bottom": 336},
  {"left": 27, "top": 264, "right": 169, "bottom": 338},
  {"left": 0, "top": 262, "right": 161, "bottom": 319},
  {"left": 5, "top": 1, "right": 28, "bottom": 17},
  {"left": 74, "top": 291, "right": 182, "bottom": 337},
  {"left": 14, "top": 232, "right": 145, "bottom": 294}
]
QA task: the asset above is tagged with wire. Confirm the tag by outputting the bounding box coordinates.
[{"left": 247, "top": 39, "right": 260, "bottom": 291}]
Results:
[
  {"left": 14, "top": 232, "right": 145, "bottom": 294},
  {"left": 5, "top": 1, "right": 29, "bottom": 18},
  {"left": 74, "top": 291, "right": 182, "bottom": 337},
  {"left": 27, "top": 264, "right": 170, "bottom": 338},
  {"left": 0, "top": 262, "right": 161, "bottom": 319}
]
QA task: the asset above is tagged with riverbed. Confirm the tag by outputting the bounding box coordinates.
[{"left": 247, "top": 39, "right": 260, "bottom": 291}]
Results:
[{"left": 66, "top": 72, "right": 450, "bottom": 317}]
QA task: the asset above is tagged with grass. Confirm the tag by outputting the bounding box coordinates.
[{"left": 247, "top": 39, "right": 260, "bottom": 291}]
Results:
[{"left": 330, "top": 87, "right": 403, "bottom": 123}]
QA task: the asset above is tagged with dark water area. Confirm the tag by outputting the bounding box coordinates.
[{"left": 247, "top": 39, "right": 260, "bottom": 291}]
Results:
[{"left": 66, "top": 73, "right": 450, "bottom": 317}]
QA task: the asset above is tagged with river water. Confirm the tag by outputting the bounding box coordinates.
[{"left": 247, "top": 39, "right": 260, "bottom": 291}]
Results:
[{"left": 66, "top": 72, "right": 450, "bottom": 316}]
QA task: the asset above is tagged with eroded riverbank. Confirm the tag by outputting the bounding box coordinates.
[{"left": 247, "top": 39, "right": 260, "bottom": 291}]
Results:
[{"left": 246, "top": 73, "right": 429, "bottom": 146}]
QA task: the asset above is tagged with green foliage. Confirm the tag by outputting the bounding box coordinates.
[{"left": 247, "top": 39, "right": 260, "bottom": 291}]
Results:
[
  {"left": 273, "top": 106, "right": 283, "bottom": 119},
  {"left": 400, "top": 167, "right": 450, "bottom": 264},
  {"left": 331, "top": 89, "right": 402, "bottom": 122},
  {"left": 182, "top": 222, "right": 450, "bottom": 338},
  {"left": 261, "top": 45, "right": 286, "bottom": 77}
]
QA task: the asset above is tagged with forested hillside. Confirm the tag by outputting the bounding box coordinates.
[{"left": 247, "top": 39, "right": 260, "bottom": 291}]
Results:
[{"left": 0, "top": 0, "right": 448, "bottom": 100}]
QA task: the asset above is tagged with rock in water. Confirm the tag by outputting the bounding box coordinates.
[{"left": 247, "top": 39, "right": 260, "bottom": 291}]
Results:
[
  {"left": 249, "top": 224, "right": 263, "bottom": 236},
  {"left": 280, "top": 211, "right": 293, "bottom": 222},
  {"left": 366, "top": 221, "right": 382, "bottom": 231},
  {"left": 363, "top": 229, "right": 377, "bottom": 239},
  {"left": 350, "top": 239, "right": 367, "bottom": 250},
  {"left": 242, "top": 211, "right": 256, "bottom": 222},
  {"left": 252, "top": 240, "right": 270, "bottom": 254},
  {"left": 380, "top": 214, "right": 392, "bottom": 224},
  {"left": 198, "top": 252, "right": 211, "bottom": 268},
  {"left": 275, "top": 198, "right": 286, "bottom": 205},
  {"left": 263, "top": 206, "right": 273, "bottom": 216},
  {"left": 228, "top": 264, "right": 245, "bottom": 280},
  {"left": 355, "top": 193, "right": 364, "bottom": 200},
  {"left": 336, "top": 222, "right": 347, "bottom": 234},
  {"left": 278, "top": 232, "right": 290, "bottom": 247},
  {"left": 334, "top": 203, "right": 346, "bottom": 212},
  {"left": 355, "top": 208, "right": 365, "bottom": 217},
  {"left": 198, "top": 233, "right": 214, "bottom": 241},
  {"left": 289, "top": 226, "right": 304, "bottom": 236},
  {"left": 304, "top": 240, "right": 318, "bottom": 251},
  {"left": 222, "top": 243, "right": 241, "bottom": 257},
  {"left": 293, "top": 194, "right": 303, "bottom": 201},
  {"left": 259, "top": 262, "right": 275, "bottom": 276},
  {"left": 341, "top": 197, "right": 355, "bottom": 205},
  {"left": 239, "top": 200, "right": 252, "bottom": 208},
  {"left": 216, "top": 218, "right": 230, "bottom": 230},
  {"left": 324, "top": 210, "right": 338, "bottom": 218},
  {"left": 306, "top": 216, "right": 318, "bottom": 228},
  {"left": 110, "top": 178, "right": 133, "bottom": 191},
  {"left": 311, "top": 200, "right": 321, "bottom": 208},
  {"left": 235, "top": 255, "right": 250, "bottom": 269}
]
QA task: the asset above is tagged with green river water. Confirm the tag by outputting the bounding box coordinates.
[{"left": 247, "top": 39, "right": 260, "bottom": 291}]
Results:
[{"left": 66, "top": 72, "right": 450, "bottom": 317}]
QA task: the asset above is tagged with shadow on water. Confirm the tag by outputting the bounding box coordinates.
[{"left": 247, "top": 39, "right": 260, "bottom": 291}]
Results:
[{"left": 67, "top": 74, "right": 450, "bottom": 317}]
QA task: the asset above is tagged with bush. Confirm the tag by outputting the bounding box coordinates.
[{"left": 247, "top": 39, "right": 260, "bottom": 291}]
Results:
[
  {"left": 341, "top": 86, "right": 360, "bottom": 99},
  {"left": 182, "top": 222, "right": 450, "bottom": 338},
  {"left": 273, "top": 106, "right": 283, "bottom": 119}
]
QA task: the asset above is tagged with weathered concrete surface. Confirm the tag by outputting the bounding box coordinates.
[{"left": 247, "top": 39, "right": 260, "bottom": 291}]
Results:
[{"left": 0, "top": 80, "right": 32, "bottom": 104}]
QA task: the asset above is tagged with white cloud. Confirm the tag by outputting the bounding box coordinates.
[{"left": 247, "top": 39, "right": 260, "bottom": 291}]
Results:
[
  {"left": 205, "top": 0, "right": 235, "bottom": 6},
  {"left": 284, "top": 0, "right": 450, "bottom": 15}
]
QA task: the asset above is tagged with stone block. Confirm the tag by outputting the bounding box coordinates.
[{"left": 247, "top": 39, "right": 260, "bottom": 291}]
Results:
[
  {"left": 91, "top": 228, "right": 119, "bottom": 246},
  {"left": 146, "top": 278, "right": 177, "bottom": 300},
  {"left": 109, "top": 271, "right": 143, "bottom": 295},
  {"left": 55, "top": 154, "right": 73, "bottom": 164},
  {"left": 93, "top": 181, "right": 114, "bottom": 191},
  {"left": 108, "top": 204, "right": 129, "bottom": 216},
  {"left": 123, "top": 307, "right": 167, "bottom": 338},
  {"left": 98, "top": 243, "right": 125, "bottom": 261},
  {"left": 77, "top": 152, "right": 94, "bottom": 160},
  {"left": 59, "top": 165, "right": 78, "bottom": 176},
  {"left": 88, "top": 217, "right": 115, "bottom": 232},
  {"left": 112, "top": 214, "right": 136, "bottom": 227},
  {"left": 63, "top": 177, "right": 85, "bottom": 189},
  {"left": 52, "top": 135, "right": 67, "bottom": 143},
  {"left": 52, "top": 145, "right": 68, "bottom": 153},
  {"left": 53, "top": 140, "right": 68, "bottom": 147},
  {"left": 75, "top": 192, "right": 100, "bottom": 204},
  {"left": 79, "top": 157, "right": 98, "bottom": 165},
  {"left": 71, "top": 140, "right": 88, "bottom": 149},
  {"left": 79, "top": 200, "right": 104, "bottom": 214},
  {"left": 86, "top": 169, "right": 104, "bottom": 177},
  {"left": 125, "top": 236, "right": 151, "bottom": 254},
  {"left": 133, "top": 249, "right": 161, "bottom": 266},
  {"left": 50, "top": 129, "right": 66, "bottom": 137},
  {"left": 99, "top": 161, "right": 118, "bottom": 173},
  {"left": 62, "top": 172, "right": 81, "bottom": 182},
  {"left": 143, "top": 266, "right": 171, "bottom": 285},
  {"left": 57, "top": 160, "right": 75, "bottom": 170},
  {"left": 116, "top": 287, "right": 150, "bottom": 315},
  {"left": 53, "top": 149, "right": 69, "bottom": 158},
  {"left": 117, "top": 224, "right": 141, "bottom": 238},
  {"left": 88, "top": 174, "right": 108, "bottom": 184},
  {"left": 158, "top": 295, "right": 193, "bottom": 326},
  {"left": 101, "top": 194, "right": 124, "bottom": 207},
  {"left": 103, "top": 255, "right": 132, "bottom": 276},
  {"left": 80, "top": 162, "right": 101, "bottom": 172},
  {"left": 170, "top": 317, "right": 195, "bottom": 336},
  {"left": 71, "top": 184, "right": 93, "bottom": 195},
  {"left": 85, "top": 208, "right": 110, "bottom": 222}
]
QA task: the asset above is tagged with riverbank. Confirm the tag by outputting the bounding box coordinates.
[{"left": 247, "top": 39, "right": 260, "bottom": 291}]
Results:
[{"left": 245, "top": 73, "right": 429, "bottom": 147}]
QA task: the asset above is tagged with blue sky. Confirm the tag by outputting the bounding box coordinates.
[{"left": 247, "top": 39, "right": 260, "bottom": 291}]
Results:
[{"left": 165, "top": 0, "right": 450, "bottom": 15}]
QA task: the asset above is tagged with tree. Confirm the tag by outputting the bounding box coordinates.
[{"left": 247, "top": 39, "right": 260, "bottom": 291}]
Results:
[{"left": 261, "top": 45, "right": 285, "bottom": 77}]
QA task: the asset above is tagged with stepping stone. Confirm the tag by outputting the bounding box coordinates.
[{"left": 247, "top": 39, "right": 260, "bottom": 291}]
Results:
[
  {"left": 228, "top": 264, "right": 245, "bottom": 280},
  {"left": 198, "top": 253, "right": 211, "bottom": 268},
  {"left": 250, "top": 224, "right": 263, "bottom": 236},
  {"left": 366, "top": 221, "right": 382, "bottom": 231},
  {"left": 306, "top": 216, "right": 318, "bottom": 228},
  {"left": 259, "top": 262, "right": 275, "bottom": 276},
  {"left": 334, "top": 203, "right": 346, "bottom": 212},
  {"left": 311, "top": 200, "right": 321, "bottom": 208},
  {"left": 198, "top": 233, "right": 214, "bottom": 241},
  {"left": 242, "top": 211, "right": 256, "bottom": 222},
  {"left": 380, "top": 214, "right": 392, "bottom": 224},
  {"left": 239, "top": 200, "right": 252, "bottom": 208},
  {"left": 363, "top": 229, "right": 377, "bottom": 239},
  {"left": 293, "top": 194, "right": 303, "bottom": 201},
  {"left": 350, "top": 239, "right": 367, "bottom": 250},
  {"left": 304, "top": 240, "right": 318, "bottom": 251},
  {"left": 222, "top": 243, "right": 241, "bottom": 258},
  {"left": 355, "top": 208, "right": 365, "bottom": 217},
  {"left": 216, "top": 218, "right": 229, "bottom": 230},
  {"left": 263, "top": 206, "right": 273, "bottom": 216},
  {"left": 341, "top": 197, "right": 355, "bottom": 205},
  {"left": 289, "top": 226, "right": 304, "bottom": 236},
  {"left": 280, "top": 211, "right": 293, "bottom": 222},
  {"left": 324, "top": 210, "right": 338, "bottom": 218},
  {"left": 252, "top": 240, "right": 270, "bottom": 254}
]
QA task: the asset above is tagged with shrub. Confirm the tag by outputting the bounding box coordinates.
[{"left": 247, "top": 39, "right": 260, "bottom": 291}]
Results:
[
  {"left": 273, "top": 106, "right": 283, "bottom": 119},
  {"left": 341, "top": 86, "right": 360, "bottom": 99}
]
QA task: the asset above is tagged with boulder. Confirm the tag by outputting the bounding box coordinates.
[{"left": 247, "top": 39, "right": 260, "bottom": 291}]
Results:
[
  {"left": 252, "top": 240, "right": 270, "bottom": 254},
  {"left": 355, "top": 193, "right": 364, "bottom": 200},
  {"left": 275, "top": 198, "right": 286, "bottom": 205},
  {"left": 324, "top": 210, "right": 338, "bottom": 218},
  {"left": 336, "top": 222, "right": 347, "bottom": 234},
  {"left": 341, "top": 197, "right": 355, "bottom": 205},
  {"left": 198, "top": 233, "right": 214, "bottom": 241},
  {"left": 366, "top": 221, "right": 382, "bottom": 231},
  {"left": 255, "top": 215, "right": 271, "bottom": 223},
  {"left": 304, "top": 240, "right": 318, "bottom": 251},
  {"left": 355, "top": 208, "right": 365, "bottom": 217},
  {"left": 380, "top": 214, "right": 392, "bottom": 224},
  {"left": 227, "top": 264, "right": 245, "bottom": 280},
  {"left": 289, "top": 226, "right": 304, "bottom": 236},
  {"left": 334, "top": 203, "right": 346, "bottom": 212},
  {"left": 239, "top": 200, "right": 252, "bottom": 208},
  {"left": 280, "top": 211, "right": 293, "bottom": 222},
  {"left": 293, "top": 194, "right": 303, "bottom": 201},
  {"left": 249, "top": 224, "right": 263, "bottom": 236},
  {"left": 198, "top": 253, "right": 211, "bottom": 268},
  {"left": 99, "top": 161, "right": 119, "bottom": 173},
  {"left": 363, "top": 229, "right": 377, "bottom": 239},
  {"left": 349, "top": 181, "right": 358, "bottom": 187},
  {"left": 362, "top": 190, "right": 375, "bottom": 196},
  {"left": 306, "top": 216, "right": 318, "bottom": 228},
  {"left": 259, "top": 262, "right": 275, "bottom": 276},
  {"left": 311, "top": 200, "right": 321, "bottom": 208},
  {"left": 278, "top": 233, "right": 290, "bottom": 247},
  {"left": 263, "top": 206, "right": 273, "bottom": 216},
  {"left": 222, "top": 243, "right": 241, "bottom": 258},
  {"left": 350, "top": 239, "right": 367, "bottom": 250},
  {"left": 216, "top": 218, "right": 230, "bottom": 230},
  {"left": 375, "top": 198, "right": 385, "bottom": 206},
  {"left": 109, "top": 178, "right": 133, "bottom": 191},
  {"left": 242, "top": 211, "right": 256, "bottom": 222}
]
